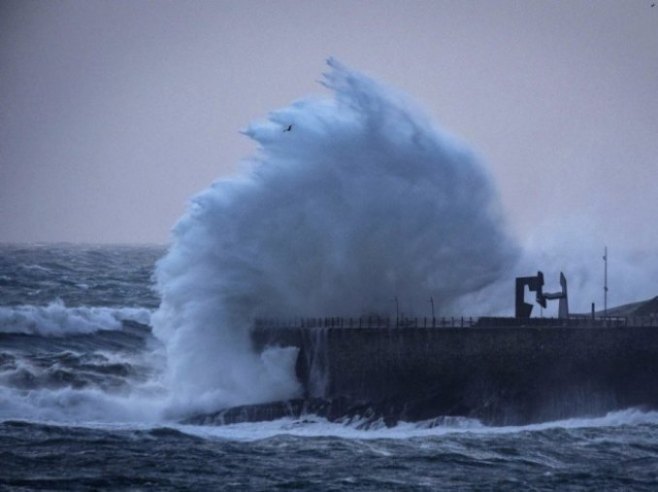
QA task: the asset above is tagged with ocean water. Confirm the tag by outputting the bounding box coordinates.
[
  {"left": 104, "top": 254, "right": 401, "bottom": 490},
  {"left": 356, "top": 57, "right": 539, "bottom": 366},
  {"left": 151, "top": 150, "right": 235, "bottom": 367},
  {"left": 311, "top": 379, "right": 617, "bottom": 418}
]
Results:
[{"left": 1, "top": 244, "right": 658, "bottom": 491}]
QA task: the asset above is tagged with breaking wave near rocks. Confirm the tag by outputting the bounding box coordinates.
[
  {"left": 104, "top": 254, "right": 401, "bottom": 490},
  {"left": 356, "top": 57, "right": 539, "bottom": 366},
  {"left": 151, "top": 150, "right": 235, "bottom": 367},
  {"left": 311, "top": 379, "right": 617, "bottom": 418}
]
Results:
[{"left": 153, "top": 59, "right": 519, "bottom": 416}]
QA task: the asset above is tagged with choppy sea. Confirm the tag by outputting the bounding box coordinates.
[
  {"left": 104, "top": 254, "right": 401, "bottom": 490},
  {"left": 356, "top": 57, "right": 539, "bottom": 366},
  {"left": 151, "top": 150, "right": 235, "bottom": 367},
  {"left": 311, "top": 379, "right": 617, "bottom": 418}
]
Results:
[{"left": 1, "top": 244, "right": 658, "bottom": 491}]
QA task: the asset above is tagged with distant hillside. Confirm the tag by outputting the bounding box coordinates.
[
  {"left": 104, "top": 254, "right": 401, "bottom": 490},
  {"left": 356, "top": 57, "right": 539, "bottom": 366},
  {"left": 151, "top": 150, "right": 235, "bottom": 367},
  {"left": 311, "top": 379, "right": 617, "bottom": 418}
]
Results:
[{"left": 604, "top": 296, "right": 658, "bottom": 317}]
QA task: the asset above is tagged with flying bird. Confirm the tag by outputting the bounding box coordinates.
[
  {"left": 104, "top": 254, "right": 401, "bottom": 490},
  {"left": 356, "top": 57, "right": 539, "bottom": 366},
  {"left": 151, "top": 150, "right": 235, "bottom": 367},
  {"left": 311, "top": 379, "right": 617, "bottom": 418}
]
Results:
[{"left": 283, "top": 124, "right": 293, "bottom": 132}]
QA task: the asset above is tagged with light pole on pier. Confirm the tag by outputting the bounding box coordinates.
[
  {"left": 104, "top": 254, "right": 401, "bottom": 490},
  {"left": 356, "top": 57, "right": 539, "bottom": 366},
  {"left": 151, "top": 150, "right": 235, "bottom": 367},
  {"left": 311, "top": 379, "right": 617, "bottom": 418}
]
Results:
[{"left": 429, "top": 297, "right": 435, "bottom": 319}]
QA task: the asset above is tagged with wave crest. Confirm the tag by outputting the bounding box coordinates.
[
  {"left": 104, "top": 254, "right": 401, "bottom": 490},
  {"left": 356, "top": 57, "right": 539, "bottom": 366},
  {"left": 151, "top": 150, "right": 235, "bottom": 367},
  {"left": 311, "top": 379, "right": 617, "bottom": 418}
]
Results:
[{"left": 0, "top": 300, "right": 152, "bottom": 337}]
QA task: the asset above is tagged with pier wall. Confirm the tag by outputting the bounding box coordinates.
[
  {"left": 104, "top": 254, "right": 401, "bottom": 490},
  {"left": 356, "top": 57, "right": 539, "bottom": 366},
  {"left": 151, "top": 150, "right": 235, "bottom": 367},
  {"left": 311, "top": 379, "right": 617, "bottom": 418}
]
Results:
[{"left": 251, "top": 321, "right": 658, "bottom": 424}]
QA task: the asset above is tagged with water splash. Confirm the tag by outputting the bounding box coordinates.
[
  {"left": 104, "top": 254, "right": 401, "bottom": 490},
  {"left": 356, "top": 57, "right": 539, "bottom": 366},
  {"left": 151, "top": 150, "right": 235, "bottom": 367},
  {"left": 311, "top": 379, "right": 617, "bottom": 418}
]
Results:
[{"left": 153, "top": 59, "right": 518, "bottom": 415}]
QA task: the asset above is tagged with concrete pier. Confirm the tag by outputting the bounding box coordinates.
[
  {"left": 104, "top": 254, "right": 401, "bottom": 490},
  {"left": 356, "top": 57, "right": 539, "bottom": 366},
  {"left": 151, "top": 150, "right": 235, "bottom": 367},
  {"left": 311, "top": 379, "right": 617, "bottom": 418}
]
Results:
[{"left": 251, "top": 318, "right": 658, "bottom": 425}]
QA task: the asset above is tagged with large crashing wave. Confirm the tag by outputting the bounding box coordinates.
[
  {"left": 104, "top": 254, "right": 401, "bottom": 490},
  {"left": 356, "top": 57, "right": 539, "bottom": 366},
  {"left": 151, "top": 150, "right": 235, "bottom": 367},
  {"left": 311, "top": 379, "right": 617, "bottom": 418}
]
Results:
[{"left": 153, "top": 59, "right": 519, "bottom": 415}]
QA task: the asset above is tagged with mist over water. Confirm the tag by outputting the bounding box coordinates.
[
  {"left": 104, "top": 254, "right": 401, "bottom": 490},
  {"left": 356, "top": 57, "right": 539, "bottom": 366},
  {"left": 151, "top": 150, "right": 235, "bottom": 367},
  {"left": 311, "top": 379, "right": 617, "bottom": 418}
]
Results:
[{"left": 153, "top": 59, "right": 519, "bottom": 414}]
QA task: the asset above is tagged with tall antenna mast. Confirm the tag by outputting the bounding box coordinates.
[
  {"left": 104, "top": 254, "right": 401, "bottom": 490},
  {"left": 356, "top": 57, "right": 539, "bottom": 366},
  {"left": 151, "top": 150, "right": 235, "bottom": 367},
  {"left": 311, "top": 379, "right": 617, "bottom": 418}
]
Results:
[{"left": 603, "top": 246, "right": 608, "bottom": 317}]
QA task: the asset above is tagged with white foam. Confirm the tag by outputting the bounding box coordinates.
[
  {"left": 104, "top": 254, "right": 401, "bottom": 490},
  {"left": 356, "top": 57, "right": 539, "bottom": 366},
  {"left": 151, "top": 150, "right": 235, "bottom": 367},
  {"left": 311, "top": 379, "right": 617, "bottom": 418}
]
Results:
[
  {"left": 0, "top": 300, "right": 153, "bottom": 336},
  {"left": 0, "top": 345, "right": 168, "bottom": 425},
  {"left": 0, "top": 384, "right": 166, "bottom": 424},
  {"left": 175, "top": 408, "right": 658, "bottom": 442}
]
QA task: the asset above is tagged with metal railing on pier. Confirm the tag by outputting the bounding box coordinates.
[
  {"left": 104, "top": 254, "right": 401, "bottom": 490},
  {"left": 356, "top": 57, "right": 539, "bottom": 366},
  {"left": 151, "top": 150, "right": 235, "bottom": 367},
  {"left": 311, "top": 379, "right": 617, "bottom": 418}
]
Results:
[
  {"left": 253, "top": 316, "right": 477, "bottom": 329},
  {"left": 253, "top": 315, "right": 658, "bottom": 329}
]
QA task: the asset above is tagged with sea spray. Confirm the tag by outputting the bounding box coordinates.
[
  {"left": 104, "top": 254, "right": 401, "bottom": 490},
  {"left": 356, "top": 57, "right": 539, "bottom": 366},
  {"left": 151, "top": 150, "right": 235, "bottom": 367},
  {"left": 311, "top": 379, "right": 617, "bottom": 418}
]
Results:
[{"left": 153, "top": 59, "right": 519, "bottom": 415}]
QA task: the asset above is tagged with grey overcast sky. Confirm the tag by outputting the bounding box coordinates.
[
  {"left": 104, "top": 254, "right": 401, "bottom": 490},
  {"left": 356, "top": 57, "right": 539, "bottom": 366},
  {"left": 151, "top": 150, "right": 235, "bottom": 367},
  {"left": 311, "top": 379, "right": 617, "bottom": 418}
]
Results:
[{"left": 1, "top": 0, "right": 656, "bottom": 248}]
